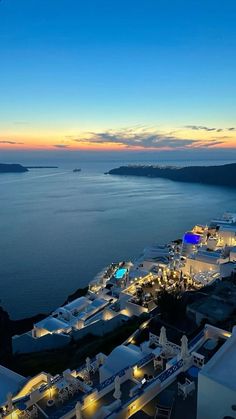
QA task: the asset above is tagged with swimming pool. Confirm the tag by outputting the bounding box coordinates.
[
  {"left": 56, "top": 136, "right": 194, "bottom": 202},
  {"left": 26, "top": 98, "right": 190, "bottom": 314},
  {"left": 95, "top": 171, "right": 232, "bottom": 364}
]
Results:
[{"left": 114, "top": 268, "right": 127, "bottom": 279}]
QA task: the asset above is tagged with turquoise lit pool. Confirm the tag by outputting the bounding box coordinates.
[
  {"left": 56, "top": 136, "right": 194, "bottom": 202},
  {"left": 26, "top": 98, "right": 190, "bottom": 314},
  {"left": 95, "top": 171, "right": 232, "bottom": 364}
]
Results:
[{"left": 114, "top": 268, "right": 127, "bottom": 279}]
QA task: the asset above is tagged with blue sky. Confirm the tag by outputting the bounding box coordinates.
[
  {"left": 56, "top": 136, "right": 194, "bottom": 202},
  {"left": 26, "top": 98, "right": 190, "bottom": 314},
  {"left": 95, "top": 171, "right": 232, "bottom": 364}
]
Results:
[{"left": 0, "top": 0, "right": 236, "bottom": 153}]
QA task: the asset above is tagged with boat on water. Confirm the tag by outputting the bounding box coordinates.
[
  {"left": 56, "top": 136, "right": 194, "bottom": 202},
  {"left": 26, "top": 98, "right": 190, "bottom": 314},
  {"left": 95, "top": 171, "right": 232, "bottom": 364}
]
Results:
[{"left": 73, "top": 168, "right": 81, "bottom": 172}]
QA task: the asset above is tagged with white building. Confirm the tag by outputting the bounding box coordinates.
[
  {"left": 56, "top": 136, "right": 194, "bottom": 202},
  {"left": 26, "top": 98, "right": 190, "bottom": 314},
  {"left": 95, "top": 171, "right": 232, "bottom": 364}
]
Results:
[
  {"left": 0, "top": 365, "right": 25, "bottom": 406},
  {"left": 2, "top": 324, "right": 234, "bottom": 419},
  {"left": 13, "top": 296, "right": 114, "bottom": 354},
  {"left": 99, "top": 344, "right": 143, "bottom": 382},
  {"left": 218, "top": 225, "right": 236, "bottom": 247},
  {"left": 211, "top": 212, "right": 236, "bottom": 226},
  {"left": 33, "top": 317, "right": 72, "bottom": 338},
  {"left": 229, "top": 246, "right": 236, "bottom": 261},
  {"left": 182, "top": 249, "right": 222, "bottom": 276}
]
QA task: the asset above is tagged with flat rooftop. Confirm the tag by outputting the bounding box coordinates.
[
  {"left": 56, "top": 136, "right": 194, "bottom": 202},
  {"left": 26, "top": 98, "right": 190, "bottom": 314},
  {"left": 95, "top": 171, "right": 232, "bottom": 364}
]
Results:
[
  {"left": 188, "top": 296, "right": 234, "bottom": 322},
  {"left": 200, "top": 331, "right": 236, "bottom": 391},
  {"left": 0, "top": 365, "right": 25, "bottom": 405}
]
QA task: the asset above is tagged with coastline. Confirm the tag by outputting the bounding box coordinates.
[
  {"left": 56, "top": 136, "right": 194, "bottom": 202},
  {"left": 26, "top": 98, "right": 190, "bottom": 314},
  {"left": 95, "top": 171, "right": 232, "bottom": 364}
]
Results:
[
  {"left": 107, "top": 162, "right": 236, "bottom": 187},
  {"left": 1, "top": 211, "right": 236, "bottom": 378}
]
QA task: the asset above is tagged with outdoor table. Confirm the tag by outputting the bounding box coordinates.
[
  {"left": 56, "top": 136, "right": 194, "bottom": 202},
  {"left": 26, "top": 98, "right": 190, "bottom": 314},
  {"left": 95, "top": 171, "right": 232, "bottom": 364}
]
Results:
[
  {"left": 47, "top": 399, "right": 55, "bottom": 407},
  {"left": 203, "top": 338, "right": 218, "bottom": 351}
]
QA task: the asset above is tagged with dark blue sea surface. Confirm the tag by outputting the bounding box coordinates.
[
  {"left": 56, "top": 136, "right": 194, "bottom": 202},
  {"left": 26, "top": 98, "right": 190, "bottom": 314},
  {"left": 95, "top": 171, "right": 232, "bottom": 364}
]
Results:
[{"left": 1, "top": 158, "right": 236, "bottom": 318}]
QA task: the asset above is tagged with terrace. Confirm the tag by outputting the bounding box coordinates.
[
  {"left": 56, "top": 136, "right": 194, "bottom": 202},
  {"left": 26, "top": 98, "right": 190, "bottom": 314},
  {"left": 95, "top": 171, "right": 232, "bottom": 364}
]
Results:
[
  {"left": 123, "top": 270, "right": 183, "bottom": 314},
  {"left": 141, "top": 374, "right": 198, "bottom": 419},
  {"left": 195, "top": 336, "right": 226, "bottom": 364},
  {"left": 133, "top": 357, "right": 164, "bottom": 382},
  {"left": 128, "top": 331, "right": 228, "bottom": 419},
  {"left": 82, "top": 380, "right": 136, "bottom": 419},
  {"left": 2, "top": 325, "right": 231, "bottom": 419},
  {"left": 137, "top": 328, "right": 228, "bottom": 418},
  {"left": 36, "top": 384, "right": 84, "bottom": 419}
]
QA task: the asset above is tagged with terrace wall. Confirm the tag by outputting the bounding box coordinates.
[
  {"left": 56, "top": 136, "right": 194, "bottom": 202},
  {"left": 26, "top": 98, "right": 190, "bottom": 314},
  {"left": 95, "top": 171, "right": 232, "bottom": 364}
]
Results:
[
  {"left": 182, "top": 258, "right": 219, "bottom": 275},
  {"left": 125, "top": 301, "right": 148, "bottom": 317},
  {"left": 72, "top": 314, "right": 128, "bottom": 341},
  {"left": 12, "top": 331, "right": 71, "bottom": 354}
]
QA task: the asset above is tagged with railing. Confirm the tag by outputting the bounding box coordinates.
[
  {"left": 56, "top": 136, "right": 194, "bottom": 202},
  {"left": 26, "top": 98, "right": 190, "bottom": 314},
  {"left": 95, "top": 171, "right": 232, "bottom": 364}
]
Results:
[
  {"left": 96, "top": 366, "right": 128, "bottom": 392},
  {"left": 158, "top": 359, "right": 183, "bottom": 383},
  {"left": 136, "top": 352, "right": 154, "bottom": 368},
  {"left": 97, "top": 351, "right": 155, "bottom": 393},
  {"left": 165, "top": 341, "right": 180, "bottom": 352},
  {"left": 104, "top": 389, "right": 145, "bottom": 418},
  {"left": 49, "top": 393, "right": 83, "bottom": 419},
  {"left": 105, "top": 357, "right": 184, "bottom": 418},
  {"left": 13, "top": 394, "right": 31, "bottom": 412},
  {"left": 76, "top": 356, "right": 97, "bottom": 376}
]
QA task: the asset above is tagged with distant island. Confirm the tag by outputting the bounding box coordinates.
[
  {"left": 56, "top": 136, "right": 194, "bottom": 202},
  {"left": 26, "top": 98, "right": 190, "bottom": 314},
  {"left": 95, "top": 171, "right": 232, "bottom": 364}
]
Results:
[
  {"left": 0, "top": 163, "right": 59, "bottom": 173},
  {"left": 0, "top": 163, "right": 28, "bottom": 173},
  {"left": 107, "top": 162, "right": 236, "bottom": 187}
]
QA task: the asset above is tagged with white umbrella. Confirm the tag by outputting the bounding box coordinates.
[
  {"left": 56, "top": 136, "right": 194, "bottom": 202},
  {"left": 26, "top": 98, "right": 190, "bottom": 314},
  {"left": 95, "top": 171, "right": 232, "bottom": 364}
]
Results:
[
  {"left": 159, "top": 326, "right": 167, "bottom": 347},
  {"left": 7, "top": 393, "right": 13, "bottom": 411},
  {"left": 180, "top": 335, "right": 189, "bottom": 360},
  {"left": 86, "top": 357, "right": 91, "bottom": 372},
  {"left": 47, "top": 374, "right": 52, "bottom": 386},
  {"left": 75, "top": 401, "right": 82, "bottom": 419},
  {"left": 63, "top": 370, "right": 72, "bottom": 383},
  {"left": 113, "top": 375, "right": 122, "bottom": 400},
  {"left": 96, "top": 352, "right": 105, "bottom": 366}
]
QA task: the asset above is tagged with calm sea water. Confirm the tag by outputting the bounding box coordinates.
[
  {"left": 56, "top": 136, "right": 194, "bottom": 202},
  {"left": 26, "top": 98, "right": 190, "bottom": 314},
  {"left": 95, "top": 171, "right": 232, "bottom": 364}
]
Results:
[{"left": 1, "top": 158, "right": 236, "bottom": 319}]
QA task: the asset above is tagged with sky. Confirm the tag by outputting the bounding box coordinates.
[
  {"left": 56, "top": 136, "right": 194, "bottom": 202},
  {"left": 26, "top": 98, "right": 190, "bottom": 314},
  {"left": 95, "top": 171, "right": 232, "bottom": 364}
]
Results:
[{"left": 0, "top": 0, "right": 236, "bottom": 156}]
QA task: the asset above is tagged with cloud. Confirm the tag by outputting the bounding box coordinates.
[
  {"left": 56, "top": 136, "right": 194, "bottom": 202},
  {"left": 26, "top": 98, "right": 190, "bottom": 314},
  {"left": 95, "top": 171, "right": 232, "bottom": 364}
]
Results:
[
  {"left": 71, "top": 127, "right": 225, "bottom": 150},
  {"left": 53, "top": 144, "right": 70, "bottom": 148},
  {"left": 186, "top": 125, "right": 235, "bottom": 132},
  {"left": 0, "top": 140, "right": 24, "bottom": 145},
  {"left": 201, "top": 140, "right": 225, "bottom": 147},
  {"left": 185, "top": 125, "right": 217, "bottom": 131}
]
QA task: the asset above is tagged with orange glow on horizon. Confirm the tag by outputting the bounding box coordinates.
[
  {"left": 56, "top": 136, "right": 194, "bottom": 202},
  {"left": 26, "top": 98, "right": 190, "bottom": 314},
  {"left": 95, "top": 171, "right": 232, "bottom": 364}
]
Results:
[{"left": 0, "top": 126, "right": 236, "bottom": 151}]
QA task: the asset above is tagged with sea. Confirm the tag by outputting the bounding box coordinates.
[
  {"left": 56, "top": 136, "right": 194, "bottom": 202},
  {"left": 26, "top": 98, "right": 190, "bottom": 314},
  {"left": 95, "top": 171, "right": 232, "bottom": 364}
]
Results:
[{"left": 1, "top": 157, "right": 236, "bottom": 319}]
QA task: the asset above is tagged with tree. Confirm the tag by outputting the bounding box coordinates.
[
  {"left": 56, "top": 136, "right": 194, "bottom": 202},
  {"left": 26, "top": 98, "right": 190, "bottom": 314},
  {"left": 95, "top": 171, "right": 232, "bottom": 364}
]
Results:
[{"left": 156, "top": 290, "right": 185, "bottom": 323}]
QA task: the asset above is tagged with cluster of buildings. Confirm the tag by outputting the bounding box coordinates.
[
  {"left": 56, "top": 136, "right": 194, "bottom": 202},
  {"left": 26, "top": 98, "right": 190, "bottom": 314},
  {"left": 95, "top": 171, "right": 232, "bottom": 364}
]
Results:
[
  {"left": 1, "top": 323, "right": 236, "bottom": 419},
  {"left": 13, "top": 212, "right": 236, "bottom": 355},
  {"left": 2, "top": 212, "right": 236, "bottom": 418}
]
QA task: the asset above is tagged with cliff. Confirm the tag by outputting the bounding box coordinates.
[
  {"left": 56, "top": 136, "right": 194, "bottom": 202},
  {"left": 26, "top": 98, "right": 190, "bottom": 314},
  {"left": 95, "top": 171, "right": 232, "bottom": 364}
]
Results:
[
  {"left": 108, "top": 163, "right": 236, "bottom": 187},
  {"left": 0, "top": 163, "right": 28, "bottom": 173}
]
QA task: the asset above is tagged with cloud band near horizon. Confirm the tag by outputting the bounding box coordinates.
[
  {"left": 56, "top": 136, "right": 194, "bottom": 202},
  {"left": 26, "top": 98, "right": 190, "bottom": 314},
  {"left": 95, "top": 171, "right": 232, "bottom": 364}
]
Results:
[{"left": 0, "top": 125, "right": 236, "bottom": 151}]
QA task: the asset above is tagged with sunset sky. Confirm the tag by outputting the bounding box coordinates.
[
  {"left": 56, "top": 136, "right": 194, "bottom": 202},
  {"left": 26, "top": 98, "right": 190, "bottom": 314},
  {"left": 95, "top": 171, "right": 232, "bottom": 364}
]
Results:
[{"left": 0, "top": 0, "right": 236, "bottom": 154}]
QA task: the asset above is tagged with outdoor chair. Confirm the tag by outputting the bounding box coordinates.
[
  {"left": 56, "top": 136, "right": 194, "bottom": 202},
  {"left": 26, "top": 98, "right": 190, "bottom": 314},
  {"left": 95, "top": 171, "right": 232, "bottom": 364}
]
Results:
[
  {"left": 154, "top": 389, "right": 175, "bottom": 419},
  {"left": 154, "top": 356, "right": 163, "bottom": 370},
  {"left": 155, "top": 405, "right": 172, "bottom": 419},
  {"left": 30, "top": 406, "right": 38, "bottom": 418},
  {"left": 178, "top": 378, "right": 195, "bottom": 400},
  {"left": 20, "top": 410, "right": 31, "bottom": 419},
  {"left": 68, "top": 384, "right": 75, "bottom": 396}
]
